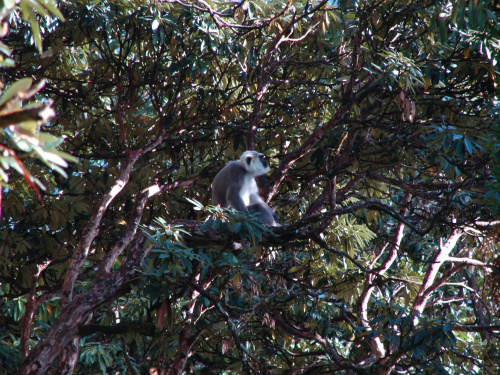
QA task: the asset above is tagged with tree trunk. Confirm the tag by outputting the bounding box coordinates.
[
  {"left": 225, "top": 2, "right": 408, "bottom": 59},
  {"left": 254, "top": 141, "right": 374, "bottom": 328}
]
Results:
[{"left": 50, "top": 337, "right": 80, "bottom": 375}]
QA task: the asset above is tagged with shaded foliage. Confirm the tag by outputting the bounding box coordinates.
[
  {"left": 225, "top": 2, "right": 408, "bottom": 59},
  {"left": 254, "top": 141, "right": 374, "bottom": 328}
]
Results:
[{"left": 1, "top": 0, "right": 500, "bottom": 374}]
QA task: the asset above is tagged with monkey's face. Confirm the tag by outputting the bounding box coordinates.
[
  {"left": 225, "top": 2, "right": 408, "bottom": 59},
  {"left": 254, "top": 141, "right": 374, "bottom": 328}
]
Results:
[
  {"left": 241, "top": 151, "right": 271, "bottom": 177},
  {"left": 258, "top": 155, "right": 269, "bottom": 169}
]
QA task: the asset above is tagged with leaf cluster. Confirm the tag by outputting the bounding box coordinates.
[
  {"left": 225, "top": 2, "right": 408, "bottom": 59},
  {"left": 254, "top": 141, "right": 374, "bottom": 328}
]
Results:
[{"left": 1, "top": 0, "right": 500, "bottom": 374}]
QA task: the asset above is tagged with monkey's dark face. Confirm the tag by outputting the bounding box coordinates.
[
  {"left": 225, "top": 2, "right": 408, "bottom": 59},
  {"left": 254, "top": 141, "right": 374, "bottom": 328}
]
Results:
[
  {"left": 246, "top": 154, "right": 268, "bottom": 169},
  {"left": 259, "top": 155, "right": 268, "bottom": 169}
]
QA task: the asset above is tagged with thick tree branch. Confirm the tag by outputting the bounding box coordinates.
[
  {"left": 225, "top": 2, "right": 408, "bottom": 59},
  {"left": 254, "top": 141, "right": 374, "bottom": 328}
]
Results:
[
  {"left": 412, "top": 229, "right": 464, "bottom": 319},
  {"left": 20, "top": 261, "right": 52, "bottom": 358},
  {"left": 17, "top": 238, "right": 152, "bottom": 375}
]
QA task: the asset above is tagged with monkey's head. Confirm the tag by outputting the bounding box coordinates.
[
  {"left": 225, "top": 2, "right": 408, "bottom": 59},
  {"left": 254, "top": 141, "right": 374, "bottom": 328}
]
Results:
[{"left": 240, "top": 150, "right": 270, "bottom": 177}]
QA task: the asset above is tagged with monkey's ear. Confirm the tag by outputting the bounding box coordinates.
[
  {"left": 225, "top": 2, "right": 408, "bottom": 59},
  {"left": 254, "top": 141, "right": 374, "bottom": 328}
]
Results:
[{"left": 245, "top": 156, "right": 252, "bottom": 165}]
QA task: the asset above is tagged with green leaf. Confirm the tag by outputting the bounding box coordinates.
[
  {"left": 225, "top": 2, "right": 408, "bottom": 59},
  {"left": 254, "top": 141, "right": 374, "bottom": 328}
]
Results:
[
  {"left": 468, "top": 0, "right": 477, "bottom": 28},
  {"left": 0, "top": 78, "right": 33, "bottom": 107},
  {"left": 199, "top": 219, "right": 213, "bottom": 231},
  {"left": 463, "top": 138, "right": 476, "bottom": 154},
  {"left": 26, "top": 0, "right": 48, "bottom": 16},
  {"left": 438, "top": 17, "right": 446, "bottom": 44},
  {"left": 230, "top": 222, "right": 242, "bottom": 233},
  {"left": 39, "top": 0, "right": 65, "bottom": 20},
  {"left": 186, "top": 197, "right": 205, "bottom": 210},
  {"left": 456, "top": 1, "right": 466, "bottom": 29},
  {"left": 20, "top": 3, "right": 43, "bottom": 52},
  {"left": 0, "top": 41, "right": 12, "bottom": 56}
]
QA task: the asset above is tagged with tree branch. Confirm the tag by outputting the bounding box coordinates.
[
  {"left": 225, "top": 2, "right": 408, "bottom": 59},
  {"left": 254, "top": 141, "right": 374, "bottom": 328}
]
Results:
[
  {"left": 17, "top": 238, "right": 152, "bottom": 375},
  {"left": 412, "top": 228, "right": 463, "bottom": 319}
]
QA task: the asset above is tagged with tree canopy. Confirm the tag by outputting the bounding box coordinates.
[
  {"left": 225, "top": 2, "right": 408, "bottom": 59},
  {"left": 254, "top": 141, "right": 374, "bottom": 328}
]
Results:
[{"left": 1, "top": 0, "right": 500, "bottom": 374}]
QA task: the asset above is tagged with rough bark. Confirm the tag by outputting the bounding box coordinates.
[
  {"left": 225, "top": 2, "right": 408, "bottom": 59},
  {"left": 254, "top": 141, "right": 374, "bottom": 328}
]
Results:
[{"left": 16, "top": 238, "right": 150, "bottom": 375}]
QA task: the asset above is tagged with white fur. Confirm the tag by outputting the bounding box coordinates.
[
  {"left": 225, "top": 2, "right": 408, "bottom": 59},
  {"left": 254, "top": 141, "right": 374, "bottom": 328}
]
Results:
[{"left": 239, "top": 175, "right": 259, "bottom": 206}]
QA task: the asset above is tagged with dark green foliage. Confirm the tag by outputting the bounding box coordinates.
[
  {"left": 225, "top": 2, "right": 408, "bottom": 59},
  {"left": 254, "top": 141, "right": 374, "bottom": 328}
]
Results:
[{"left": 1, "top": 0, "right": 500, "bottom": 374}]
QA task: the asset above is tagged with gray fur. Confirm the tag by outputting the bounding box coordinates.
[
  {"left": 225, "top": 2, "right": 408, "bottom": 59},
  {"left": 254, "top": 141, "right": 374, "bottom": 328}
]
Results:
[{"left": 212, "top": 151, "right": 279, "bottom": 226}]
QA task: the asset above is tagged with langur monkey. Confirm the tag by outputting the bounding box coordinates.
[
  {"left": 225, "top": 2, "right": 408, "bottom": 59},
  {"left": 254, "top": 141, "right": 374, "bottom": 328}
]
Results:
[{"left": 212, "top": 151, "right": 279, "bottom": 226}]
